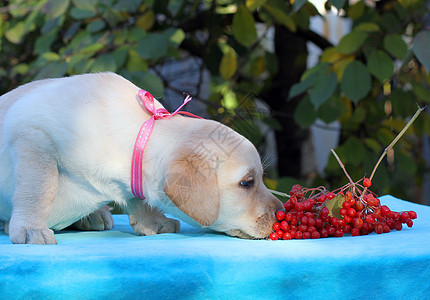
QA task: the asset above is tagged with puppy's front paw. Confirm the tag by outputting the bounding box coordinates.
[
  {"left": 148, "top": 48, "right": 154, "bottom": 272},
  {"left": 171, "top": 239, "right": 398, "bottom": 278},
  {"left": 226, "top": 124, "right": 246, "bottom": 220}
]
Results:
[
  {"left": 9, "top": 225, "right": 57, "bottom": 245},
  {"left": 71, "top": 206, "right": 114, "bottom": 231},
  {"left": 130, "top": 215, "right": 180, "bottom": 236}
]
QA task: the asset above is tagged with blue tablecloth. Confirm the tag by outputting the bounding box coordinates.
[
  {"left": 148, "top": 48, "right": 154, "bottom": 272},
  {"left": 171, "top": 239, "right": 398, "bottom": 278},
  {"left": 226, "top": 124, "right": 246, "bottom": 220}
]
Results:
[{"left": 1, "top": 195, "right": 430, "bottom": 299}]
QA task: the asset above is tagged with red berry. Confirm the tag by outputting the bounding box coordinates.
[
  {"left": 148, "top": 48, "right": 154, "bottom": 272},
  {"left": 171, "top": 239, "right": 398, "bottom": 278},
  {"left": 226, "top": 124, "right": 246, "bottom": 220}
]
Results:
[
  {"left": 302, "top": 232, "right": 311, "bottom": 239},
  {"left": 343, "top": 215, "right": 352, "bottom": 224},
  {"left": 342, "top": 201, "right": 351, "bottom": 209},
  {"left": 354, "top": 218, "right": 363, "bottom": 229},
  {"left": 269, "top": 232, "right": 279, "bottom": 240},
  {"left": 280, "top": 220, "right": 289, "bottom": 231},
  {"left": 381, "top": 205, "right": 391, "bottom": 216},
  {"left": 276, "top": 230, "right": 284, "bottom": 238},
  {"left": 354, "top": 201, "right": 364, "bottom": 211},
  {"left": 317, "top": 195, "right": 327, "bottom": 203},
  {"left": 276, "top": 210, "right": 286, "bottom": 221},
  {"left": 311, "top": 231, "right": 320, "bottom": 239},
  {"left": 321, "top": 207, "right": 329, "bottom": 216},
  {"left": 284, "top": 200, "right": 292, "bottom": 211},
  {"left": 307, "top": 218, "right": 316, "bottom": 227},
  {"left": 319, "top": 228, "right": 328, "bottom": 238},
  {"left": 351, "top": 228, "right": 360, "bottom": 236},
  {"left": 383, "top": 224, "right": 391, "bottom": 233},
  {"left": 339, "top": 208, "right": 347, "bottom": 216},
  {"left": 307, "top": 226, "right": 317, "bottom": 233},
  {"left": 326, "top": 192, "right": 335, "bottom": 200},
  {"left": 348, "top": 207, "right": 356, "bottom": 217},
  {"left": 301, "top": 216, "right": 308, "bottom": 225},
  {"left": 394, "top": 222, "right": 403, "bottom": 231},
  {"left": 334, "top": 230, "right": 343, "bottom": 237},
  {"left": 282, "top": 232, "right": 292, "bottom": 240},
  {"left": 272, "top": 222, "right": 281, "bottom": 231},
  {"left": 285, "top": 212, "right": 293, "bottom": 221},
  {"left": 406, "top": 219, "right": 413, "bottom": 227},
  {"left": 408, "top": 211, "right": 417, "bottom": 219},
  {"left": 363, "top": 178, "right": 372, "bottom": 188},
  {"left": 327, "top": 226, "right": 336, "bottom": 236},
  {"left": 290, "top": 196, "right": 298, "bottom": 206},
  {"left": 314, "top": 218, "right": 323, "bottom": 228},
  {"left": 375, "top": 224, "right": 383, "bottom": 234},
  {"left": 400, "top": 212, "right": 410, "bottom": 223},
  {"left": 365, "top": 214, "right": 375, "bottom": 224},
  {"left": 295, "top": 231, "right": 303, "bottom": 239},
  {"left": 298, "top": 224, "right": 308, "bottom": 232},
  {"left": 343, "top": 224, "right": 351, "bottom": 234},
  {"left": 367, "top": 195, "right": 380, "bottom": 206}
]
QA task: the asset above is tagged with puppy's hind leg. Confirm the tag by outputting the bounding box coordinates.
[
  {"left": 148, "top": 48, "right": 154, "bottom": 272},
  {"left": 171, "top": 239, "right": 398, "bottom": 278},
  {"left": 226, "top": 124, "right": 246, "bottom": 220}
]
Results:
[
  {"left": 8, "top": 130, "right": 59, "bottom": 244},
  {"left": 70, "top": 205, "right": 114, "bottom": 231}
]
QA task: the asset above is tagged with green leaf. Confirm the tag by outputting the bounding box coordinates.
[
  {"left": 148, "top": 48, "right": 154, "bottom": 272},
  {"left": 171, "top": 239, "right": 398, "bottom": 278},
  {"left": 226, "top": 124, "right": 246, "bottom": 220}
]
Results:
[
  {"left": 72, "top": 0, "right": 98, "bottom": 12},
  {"left": 288, "top": 63, "right": 331, "bottom": 99},
  {"left": 112, "top": 46, "right": 129, "bottom": 68},
  {"left": 340, "top": 61, "right": 371, "bottom": 103},
  {"left": 232, "top": 4, "right": 257, "bottom": 47},
  {"left": 164, "top": 28, "right": 185, "bottom": 47},
  {"left": 390, "top": 89, "right": 417, "bottom": 118},
  {"left": 113, "top": 0, "right": 141, "bottom": 12},
  {"left": 263, "top": 1, "right": 296, "bottom": 32},
  {"left": 355, "top": 22, "right": 380, "bottom": 32},
  {"left": 337, "top": 30, "right": 368, "bottom": 55},
  {"left": 309, "top": 72, "right": 338, "bottom": 108},
  {"left": 132, "top": 71, "right": 164, "bottom": 98},
  {"left": 384, "top": 34, "right": 408, "bottom": 60},
  {"left": 70, "top": 7, "right": 96, "bottom": 19},
  {"left": 364, "top": 138, "right": 381, "bottom": 153},
  {"left": 34, "top": 61, "right": 68, "bottom": 80},
  {"left": 87, "top": 19, "right": 105, "bottom": 33},
  {"left": 342, "top": 137, "right": 366, "bottom": 166},
  {"left": 330, "top": 0, "right": 346, "bottom": 10},
  {"left": 220, "top": 47, "right": 238, "bottom": 80},
  {"left": 413, "top": 30, "right": 430, "bottom": 72},
  {"left": 137, "top": 33, "right": 168, "bottom": 60},
  {"left": 396, "top": 150, "right": 417, "bottom": 176},
  {"left": 168, "top": 0, "right": 184, "bottom": 16},
  {"left": 288, "top": 73, "right": 317, "bottom": 99},
  {"left": 44, "top": 0, "right": 70, "bottom": 19},
  {"left": 294, "top": 96, "right": 317, "bottom": 128},
  {"left": 324, "top": 194, "right": 345, "bottom": 219},
  {"left": 317, "top": 96, "right": 347, "bottom": 124},
  {"left": 411, "top": 81, "right": 430, "bottom": 103},
  {"left": 367, "top": 50, "right": 394, "bottom": 82},
  {"left": 90, "top": 54, "right": 117, "bottom": 72},
  {"left": 247, "top": 0, "right": 267, "bottom": 11},
  {"left": 5, "top": 21, "right": 26, "bottom": 44},
  {"left": 293, "top": 0, "right": 308, "bottom": 12}
]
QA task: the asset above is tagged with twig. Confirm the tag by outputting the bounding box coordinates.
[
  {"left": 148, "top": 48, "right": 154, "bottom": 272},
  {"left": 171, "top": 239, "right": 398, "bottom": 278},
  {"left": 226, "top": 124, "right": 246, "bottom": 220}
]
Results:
[
  {"left": 330, "top": 149, "right": 355, "bottom": 185},
  {"left": 269, "top": 189, "right": 290, "bottom": 198},
  {"left": 369, "top": 106, "right": 425, "bottom": 182}
]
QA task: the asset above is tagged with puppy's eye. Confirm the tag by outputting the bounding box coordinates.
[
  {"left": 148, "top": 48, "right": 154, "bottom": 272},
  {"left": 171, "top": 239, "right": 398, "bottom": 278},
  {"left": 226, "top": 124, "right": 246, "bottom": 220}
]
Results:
[{"left": 240, "top": 179, "right": 255, "bottom": 188}]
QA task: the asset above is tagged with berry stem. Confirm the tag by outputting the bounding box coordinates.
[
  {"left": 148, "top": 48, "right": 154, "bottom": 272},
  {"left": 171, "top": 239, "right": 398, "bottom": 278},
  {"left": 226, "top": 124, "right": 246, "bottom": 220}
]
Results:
[
  {"left": 368, "top": 106, "right": 425, "bottom": 182},
  {"left": 269, "top": 189, "right": 290, "bottom": 198},
  {"left": 330, "top": 149, "right": 355, "bottom": 186}
]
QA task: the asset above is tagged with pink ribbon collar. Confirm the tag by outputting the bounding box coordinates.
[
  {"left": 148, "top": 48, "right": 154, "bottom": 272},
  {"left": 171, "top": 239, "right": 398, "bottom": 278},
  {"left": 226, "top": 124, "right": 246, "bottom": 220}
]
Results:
[{"left": 131, "top": 90, "right": 202, "bottom": 199}]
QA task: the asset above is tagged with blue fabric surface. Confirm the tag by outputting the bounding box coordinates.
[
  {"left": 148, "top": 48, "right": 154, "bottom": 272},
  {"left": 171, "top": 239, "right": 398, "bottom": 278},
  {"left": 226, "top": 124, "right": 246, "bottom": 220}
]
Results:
[{"left": 1, "top": 195, "right": 430, "bottom": 300}]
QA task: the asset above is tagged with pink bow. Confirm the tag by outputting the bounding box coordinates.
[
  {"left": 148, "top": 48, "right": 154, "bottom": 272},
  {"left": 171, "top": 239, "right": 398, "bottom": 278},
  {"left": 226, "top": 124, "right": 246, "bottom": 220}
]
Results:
[{"left": 131, "top": 90, "right": 202, "bottom": 199}]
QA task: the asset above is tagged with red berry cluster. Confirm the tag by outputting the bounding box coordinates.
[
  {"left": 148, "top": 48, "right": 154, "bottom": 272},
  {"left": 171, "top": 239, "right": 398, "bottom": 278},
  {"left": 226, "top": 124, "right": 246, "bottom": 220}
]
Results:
[{"left": 269, "top": 181, "right": 417, "bottom": 240}]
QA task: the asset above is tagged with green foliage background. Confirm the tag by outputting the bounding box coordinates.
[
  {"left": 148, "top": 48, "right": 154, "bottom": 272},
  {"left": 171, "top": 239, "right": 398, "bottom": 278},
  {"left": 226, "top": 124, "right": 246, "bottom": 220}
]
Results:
[{"left": 1, "top": 0, "right": 429, "bottom": 203}]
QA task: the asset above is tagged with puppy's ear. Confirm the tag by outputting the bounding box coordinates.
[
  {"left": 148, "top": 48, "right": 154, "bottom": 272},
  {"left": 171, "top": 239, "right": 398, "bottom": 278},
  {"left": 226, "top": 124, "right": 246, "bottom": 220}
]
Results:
[{"left": 164, "top": 152, "right": 220, "bottom": 226}]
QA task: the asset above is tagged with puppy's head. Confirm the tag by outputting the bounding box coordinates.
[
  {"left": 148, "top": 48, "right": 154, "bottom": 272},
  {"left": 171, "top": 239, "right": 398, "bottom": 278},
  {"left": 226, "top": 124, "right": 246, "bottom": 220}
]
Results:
[{"left": 164, "top": 121, "right": 284, "bottom": 239}]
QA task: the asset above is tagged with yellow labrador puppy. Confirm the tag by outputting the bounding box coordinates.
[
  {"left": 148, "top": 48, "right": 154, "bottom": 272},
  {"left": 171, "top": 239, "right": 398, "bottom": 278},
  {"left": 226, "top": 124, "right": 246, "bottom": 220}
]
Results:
[{"left": 0, "top": 73, "right": 283, "bottom": 244}]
